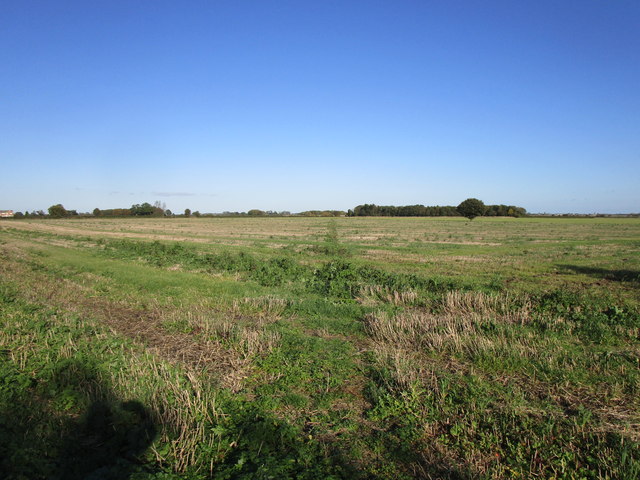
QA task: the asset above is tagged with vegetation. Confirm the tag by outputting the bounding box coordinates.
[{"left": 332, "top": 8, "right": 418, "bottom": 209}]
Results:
[
  {"left": 350, "top": 203, "right": 460, "bottom": 217},
  {"left": 47, "top": 204, "right": 78, "bottom": 218},
  {"left": 0, "top": 216, "right": 638, "bottom": 478},
  {"left": 349, "top": 201, "right": 526, "bottom": 218},
  {"left": 10, "top": 198, "right": 528, "bottom": 220},
  {"left": 131, "top": 202, "right": 166, "bottom": 216},
  {"left": 9, "top": 203, "right": 346, "bottom": 219},
  {"left": 457, "top": 198, "right": 487, "bottom": 220},
  {"left": 48, "top": 203, "right": 68, "bottom": 218}
]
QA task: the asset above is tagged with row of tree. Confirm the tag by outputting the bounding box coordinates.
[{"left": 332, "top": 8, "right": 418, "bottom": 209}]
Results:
[
  {"left": 93, "top": 202, "right": 203, "bottom": 217},
  {"left": 9, "top": 203, "right": 345, "bottom": 219},
  {"left": 8, "top": 202, "right": 190, "bottom": 219},
  {"left": 8, "top": 199, "right": 526, "bottom": 220},
  {"left": 12, "top": 208, "right": 79, "bottom": 219},
  {"left": 348, "top": 199, "right": 526, "bottom": 219},
  {"left": 348, "top": 204, "right": 458, "bottom": 217}
]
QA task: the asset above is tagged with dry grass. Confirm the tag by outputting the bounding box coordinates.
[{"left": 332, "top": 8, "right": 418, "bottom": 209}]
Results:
[
  {"left": 110, "top": 354, "right": 222, "bottom": 472},
  {"left": 365, "top": 290, "right": 640, "bottom": 445},
  {"left": 442, "top": 290, "right": 532, "bottom": 324},
  {"left": 356, "top": 284, "right": 418, "bottom": 306},
  {"left": 364, "top": 291, "right": 532, "bottom": 353},
  {"left": 4, "top": 216, "right": 639, "bottom": 304},
  {"left": 4, "top": 216, "right": 639, "bottom": 247}
]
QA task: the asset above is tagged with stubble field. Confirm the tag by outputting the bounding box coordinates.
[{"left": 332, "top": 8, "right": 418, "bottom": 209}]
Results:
[{"left": 1, "top": 216, "right": 639, "bottom": 479}]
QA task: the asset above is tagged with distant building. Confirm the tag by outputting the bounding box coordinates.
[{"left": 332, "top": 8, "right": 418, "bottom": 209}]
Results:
[{"left": 0, "top": 210, "right": 14, "bottom": 218}]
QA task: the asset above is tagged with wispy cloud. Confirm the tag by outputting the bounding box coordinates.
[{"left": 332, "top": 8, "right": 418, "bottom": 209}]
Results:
[{"left": 152, "top": 192, "right": 196, "bottom": 197}]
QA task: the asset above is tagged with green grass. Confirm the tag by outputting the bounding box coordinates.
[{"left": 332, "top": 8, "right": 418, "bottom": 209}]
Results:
[
  {"left": 0, "top": 282, "right": 178, "bottom": 479},
  {"left": 1, "top": 217, "right": 639, "bottom": 478}
]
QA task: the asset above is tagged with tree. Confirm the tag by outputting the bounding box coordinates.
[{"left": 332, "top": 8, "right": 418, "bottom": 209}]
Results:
[
  {"left": 131, "top": 203, "right": 155, "bottom": 216},
  {"left": 457, "top": 198, "right": 486, "bottom": 220},
  {"left": 48, "top": 204, "right": 68, "bottom": 218},
  {"left": 153, "top": 201, "right": 167, "bottom": 216},
  {"left": 93, "top": 208, "right": 101, "bottom": 217},
  {"left": 184, "top": 208, "right": 191, "bottom": 217}
]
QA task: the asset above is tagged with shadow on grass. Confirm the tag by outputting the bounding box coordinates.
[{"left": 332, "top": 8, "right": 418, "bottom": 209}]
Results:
[
  {"left": 558, "top": 264, "right": 640, "bottom": 284},
  {"left": 0, "top": 360, "right": 156, "bottom": 480},
  {"left": 55, "top": 399, "right": 156, "bottom": 480}
]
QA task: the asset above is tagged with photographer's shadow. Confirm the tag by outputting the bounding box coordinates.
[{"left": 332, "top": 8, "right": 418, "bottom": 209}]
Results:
[
  {"left": 0, "top": 359, "right": 156, "bottom": 480},
  {"left": 54, "top": 398, "right": 156, "bottom": 480}
]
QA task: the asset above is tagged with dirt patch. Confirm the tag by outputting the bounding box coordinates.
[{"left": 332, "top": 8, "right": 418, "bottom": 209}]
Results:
[
  {"left": 345, "top": 235, "right": 384, "bottom": 242},
  {"left": 362, "top": 249, "right": 429, "bottom": 263},
  {"left": 447, "top": 255, "right": 487, "bottom": 263},
  {"left": 80, "top": 297, "right": 248, "bottom": 390},
  {"left": 421, "top": 240, "right": 502, "bottom": 246}
]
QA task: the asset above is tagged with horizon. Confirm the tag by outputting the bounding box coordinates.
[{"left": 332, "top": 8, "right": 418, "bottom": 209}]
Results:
[
  {"left": 2, "top": 1, "right": 639, "bottom": 215},
  {"left": 3, "top": 200, "right": 639, "bottom": 217}
]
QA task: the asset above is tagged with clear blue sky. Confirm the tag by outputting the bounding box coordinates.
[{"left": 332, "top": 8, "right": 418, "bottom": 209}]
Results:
[{"left": 2, "top": 0, "right": 639, "bottom": 214}]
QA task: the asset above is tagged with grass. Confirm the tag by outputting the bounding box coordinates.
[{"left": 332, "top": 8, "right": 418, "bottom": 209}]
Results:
[{"left": 1, "top": 216, "right": 639, "bottom": 478}]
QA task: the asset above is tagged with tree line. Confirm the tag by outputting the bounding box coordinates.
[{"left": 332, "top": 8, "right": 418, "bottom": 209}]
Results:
[
  {"left": 8, "top": 202, "right": 186, "bottom": 219},
  {"left": 8, "top": 203, "right": 347, "bottom": 219},
  {"left": 7, "top": 199, "right": 526, "bottom": 220},
  {"left": 348, "top": 200, "right": 527, "bottom": 218}
]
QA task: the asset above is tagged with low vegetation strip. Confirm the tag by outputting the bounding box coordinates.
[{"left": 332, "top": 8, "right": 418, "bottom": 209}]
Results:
[{"left": 97, "top": 238, "right": 473, "bottom": 298}]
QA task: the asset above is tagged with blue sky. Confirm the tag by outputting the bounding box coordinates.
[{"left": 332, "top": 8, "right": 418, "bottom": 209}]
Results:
[{"left": 1, "top": 0, "right": 638, "bottom": 214}]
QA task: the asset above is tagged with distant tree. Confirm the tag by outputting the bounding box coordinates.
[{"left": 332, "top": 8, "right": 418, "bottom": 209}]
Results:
[
  {"left": 100, "top": 208, "right": 132, "bottom": 217},
  {"left": 184, "top": 208, "right": 191, "bottom": 217},
  {"left": 131, "top": 203, "right": 155, "bottom": 216},
  {"left": 93, "top": 208, "right": 101, "bottom": 217},
  {"left": 353, "top": 204, "right": 376, "bottom": 216},
  {"left": 154, "top": 200, "right": 166, "bottom": 211},
  {"left": 48, "top": 204, "right": 68, "bottom": 218},
  {"left": 192, "top": 211, "right": 201, "bottom": 218},
  {"left": 13, "top": 211, "right": 24, "bottom": 219},
  {"left": 513, "top": 207, "right": 527, "bottom": 217},
  {"left": 130, "top": 201, "right": 165, "bottom": 217},
  {"left": 248, "top": 209, "right": 265, "bottom": 216},
  {"left": 164, "top": 209, "right": 172, "bottom": 217},
  {"left": 457, "top": 198, "right": 486, "bottom": 220}
]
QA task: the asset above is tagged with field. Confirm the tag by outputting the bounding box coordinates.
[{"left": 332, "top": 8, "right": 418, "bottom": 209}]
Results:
[{"left": 1, "top": 216, "right": 639, "bottom": 479}]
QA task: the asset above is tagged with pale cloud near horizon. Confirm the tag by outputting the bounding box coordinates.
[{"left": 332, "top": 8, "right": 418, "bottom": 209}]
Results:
[{"left": 152, "top": 192, "right": 196, "bottom": 197}]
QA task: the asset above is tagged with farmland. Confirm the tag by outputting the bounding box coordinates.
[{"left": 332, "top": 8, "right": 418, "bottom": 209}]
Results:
[{"left": 1, "top": 216, "right": 639, "bottom": 479}]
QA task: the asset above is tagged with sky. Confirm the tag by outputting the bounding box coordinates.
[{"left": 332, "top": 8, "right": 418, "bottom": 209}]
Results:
[{"left": 1, "top": 0, "right": 639, "bottom": 214}]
